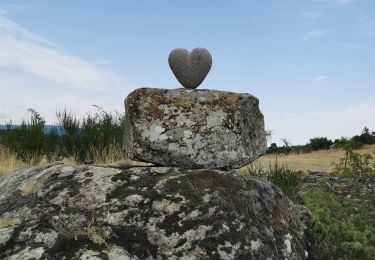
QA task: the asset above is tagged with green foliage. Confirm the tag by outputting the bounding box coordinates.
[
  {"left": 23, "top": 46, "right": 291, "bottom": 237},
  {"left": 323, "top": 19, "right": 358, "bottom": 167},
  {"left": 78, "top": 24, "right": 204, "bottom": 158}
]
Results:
[
  {"left": 304, "top": 188, "right": 375, "bottom": 259},
  {"left": 266, "top": 127, "right": 375, "bottom": 154},
  {"left": 334, "top": 146, "right": 375, "bottom": 180},
  {"left": 308, "top": 137, "right": 333, "bottom": 151},
  {"left": 265, "top": 140, "right": 292, "bottom": 154},
  {"left": 352, "top": 127, "right": 375, "bottom": 147},
  {"left": 0, "top": 109, "right": 51, "bottom": 164},
  {"left": 43, "top": 127, "right": 65, "bottom": 162},
  {"left": 0, "top": 106, "right": 125, "bottom": 164},
  {"left": 57, "top": 106, "right": 125, "bottom": 163},
  {"left": 77, "top": 105, "right": 125, "bottom": 163},
  {"left": 56, "top": 109, "right": 81, "bottom": 160},
  {"left": 267, "top": 160, "right": 300, "bottom": 200},
  {"left": 266, "top": 143, "right": 279, "bottom": 154},
  {"left": 247, "top": 160, "right": 300, "bottom": 200}
]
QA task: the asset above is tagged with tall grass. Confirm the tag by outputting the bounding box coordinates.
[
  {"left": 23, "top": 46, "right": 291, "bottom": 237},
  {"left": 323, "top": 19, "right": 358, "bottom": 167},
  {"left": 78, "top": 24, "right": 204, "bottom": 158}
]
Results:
[
  {"left": 0, "top": 145, "right": 25, "bottom": 177},
  {"left": 57, "top": 105, "right": 125, "bottom": 163},
  {"left": 1, "top": 109, "right": 48, "bottom": 164},
  {"left": 267, "top": 159, "right": 300, "bottom": 200},
  {"left": 246, "top": 159, "right": 300, "bottom": 200},
  {"left": 0, "top": 106, "right": 125, "bottom": 166}
]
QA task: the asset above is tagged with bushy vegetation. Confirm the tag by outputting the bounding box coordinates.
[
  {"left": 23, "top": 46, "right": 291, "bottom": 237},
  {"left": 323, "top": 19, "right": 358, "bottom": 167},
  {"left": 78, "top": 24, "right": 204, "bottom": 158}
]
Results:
[
  {"left": 246, "top": 159, "right": 300, "bottom": 201},
  {"left": 0, "top": 109, "right": 53, "bottom": 164},
  {"left": 249, "top": 147, "right": 375, "bottom": 259},
  {"left": 56, "top": 105, "right": 125, "bottom": 163},
  {"left": 305, "top": 188, "right": 375, "bottom": 259},
  {"left": 267, "top": 161, "right": 300, "bottom": 200},
  {"left": 308, "top": 137, "right": 333, "bottom": 151},
  {"left": 0, "top": 106, "right": 125, "bottom": 165},
  {"left": 266, "top": 127, "right": 375, "bottom": 154},
  {"left": 334, "top": 146, "right": 375, "bottom": 180}
]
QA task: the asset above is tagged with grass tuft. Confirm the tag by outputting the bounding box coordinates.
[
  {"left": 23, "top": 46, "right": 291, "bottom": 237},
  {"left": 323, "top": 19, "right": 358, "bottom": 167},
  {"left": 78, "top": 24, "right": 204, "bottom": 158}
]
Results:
[
  {"left": 245, "top": 158, "right": 300, "bottom": 201},
  {"left": 0, "top": 145, "right": 25, "bottom": 177},
  {"left": 19, "top": 180, "right": 38, "bottom": 197}
]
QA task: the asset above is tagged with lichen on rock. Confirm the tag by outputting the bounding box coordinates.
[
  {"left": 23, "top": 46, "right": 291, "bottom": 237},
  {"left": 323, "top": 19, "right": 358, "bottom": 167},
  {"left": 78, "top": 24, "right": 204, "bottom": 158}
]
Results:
[
  {"left": 124, "top": 88, "right": 266, "bottom": 169},
  {"left": 0, "top": 164, "right": 311, "bottom": 259}
]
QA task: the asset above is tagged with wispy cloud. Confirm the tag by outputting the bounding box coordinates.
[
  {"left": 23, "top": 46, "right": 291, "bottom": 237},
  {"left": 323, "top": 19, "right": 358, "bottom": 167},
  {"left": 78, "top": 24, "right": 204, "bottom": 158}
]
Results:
[
  {"left": 0, "top": 8, "right": 123, "bottom": 91},
  {"left": 312, "top": 75, "right": 329, "bottom": 81},
  {"left": 302, "top": 30, "right": 325, "bottom": 41}
]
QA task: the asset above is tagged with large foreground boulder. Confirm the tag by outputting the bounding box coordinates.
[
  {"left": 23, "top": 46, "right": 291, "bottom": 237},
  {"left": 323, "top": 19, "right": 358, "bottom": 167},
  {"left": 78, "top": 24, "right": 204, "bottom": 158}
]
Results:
[
  {"left": 124, "top": 88, "right": 266, "bottom": 170},
  {"left": 0, "top": 163, "right": 310, "bottom": 259}
]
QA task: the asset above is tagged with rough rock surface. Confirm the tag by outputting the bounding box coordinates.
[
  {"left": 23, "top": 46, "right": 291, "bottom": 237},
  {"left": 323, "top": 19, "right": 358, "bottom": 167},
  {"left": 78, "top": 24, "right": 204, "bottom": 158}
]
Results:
[
  {"left": 168, "top": 48, "right": 212, "bottom": 89},
  {"left": 124, "top": 88, "right": 266, "bottom": 169},
  {"left": 0, "top": 163, "right": 310, "bottom": 259}
]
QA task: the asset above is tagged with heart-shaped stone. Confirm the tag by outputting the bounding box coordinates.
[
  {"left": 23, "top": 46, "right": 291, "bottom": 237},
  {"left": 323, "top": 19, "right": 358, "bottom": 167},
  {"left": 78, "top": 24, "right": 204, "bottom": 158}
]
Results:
[{"left": 168, "top": 48, "right": 212, "bottom": 89}]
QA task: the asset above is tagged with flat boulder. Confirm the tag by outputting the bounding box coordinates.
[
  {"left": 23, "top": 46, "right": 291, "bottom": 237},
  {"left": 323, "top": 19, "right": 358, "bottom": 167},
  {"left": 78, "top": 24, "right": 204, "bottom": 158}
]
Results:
[
  {"left": 124, "top": 88, "right": 266, "bottom": 169},
  {"left": 0, "top": 164, "right": 310, "bottom": 259}
]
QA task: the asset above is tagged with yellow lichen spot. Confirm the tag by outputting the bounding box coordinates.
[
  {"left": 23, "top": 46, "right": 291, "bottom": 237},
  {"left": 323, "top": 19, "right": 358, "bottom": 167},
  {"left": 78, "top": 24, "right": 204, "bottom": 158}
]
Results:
[
  {"left": 0, "top": 218, "right": 16, "bottom": 229},
  {"left": 86, "top": 227, "right": 106, "bottom": 245}
]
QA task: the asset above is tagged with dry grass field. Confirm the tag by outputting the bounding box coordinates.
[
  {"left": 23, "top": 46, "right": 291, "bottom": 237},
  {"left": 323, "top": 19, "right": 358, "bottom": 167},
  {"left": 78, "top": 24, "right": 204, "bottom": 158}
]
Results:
[
  {"left": 252, "top": 144, "right": 375, "bottom": 173},
  {"left": 2, "top": 144, "right": 375, "bottom": 177},
  {"left": 0, "top": 145, "right": 25, "bottom": 177}
]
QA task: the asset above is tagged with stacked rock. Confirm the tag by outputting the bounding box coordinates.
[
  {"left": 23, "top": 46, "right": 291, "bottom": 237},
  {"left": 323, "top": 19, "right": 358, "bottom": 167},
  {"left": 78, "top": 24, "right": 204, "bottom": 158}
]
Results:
[
  {"left": 124, "top": 48, "right": 267, "bottom": 170},
  {"left": 0, "top": 49, "right": 310, "bottom": 259}
]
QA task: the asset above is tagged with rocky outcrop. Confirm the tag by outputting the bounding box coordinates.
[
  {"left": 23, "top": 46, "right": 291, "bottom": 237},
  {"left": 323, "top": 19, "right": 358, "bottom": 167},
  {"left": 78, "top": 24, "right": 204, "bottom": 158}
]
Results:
[
  {"left": 0, "top": 163, "right": 310, "bottom": 259},
  {"left": 124, "top": 88, "right": 266, "bottom": 170}
]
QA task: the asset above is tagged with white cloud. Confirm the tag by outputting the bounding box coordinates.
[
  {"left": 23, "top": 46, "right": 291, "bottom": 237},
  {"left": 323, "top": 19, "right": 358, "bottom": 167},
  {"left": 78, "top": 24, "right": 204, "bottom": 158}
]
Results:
[
  {"left": 0, "top": 9, "right": 123, "bottom": 91},
  {"left": 312, "top": 75, "right": 329, "bottom": 81},
  {"left": 266, "top": 97, "right": 375, "bottom": 145},
  {"left": 302, "top": 30, "right": 325, "bottom": 41}
]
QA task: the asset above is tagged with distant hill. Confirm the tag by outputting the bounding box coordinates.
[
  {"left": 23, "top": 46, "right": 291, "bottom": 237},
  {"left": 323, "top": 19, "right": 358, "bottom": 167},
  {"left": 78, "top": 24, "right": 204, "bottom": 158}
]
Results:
[{"left": 0, "top": 125, "right": 65, "bottom": 135}]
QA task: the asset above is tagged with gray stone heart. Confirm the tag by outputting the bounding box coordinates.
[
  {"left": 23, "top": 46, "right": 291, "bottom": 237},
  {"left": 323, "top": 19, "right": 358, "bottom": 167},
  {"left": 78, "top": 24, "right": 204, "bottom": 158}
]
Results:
[{"left": 168, "top": 48, "right": 212, "bottom": 89}]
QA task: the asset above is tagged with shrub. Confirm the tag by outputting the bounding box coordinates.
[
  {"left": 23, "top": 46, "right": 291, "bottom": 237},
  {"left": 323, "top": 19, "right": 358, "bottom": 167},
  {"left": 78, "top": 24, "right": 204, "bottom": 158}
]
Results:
[
  {"left": 352, "top": 127, "right": 375, "bottom": 146},
  {"left": 308, "top": 137, "right": 333, "bottom": 151},
  {"left": 56, "top": 109, "right": 81, "bottom": 160},
  {"left": 266, "top": 143, "right": 279, "bottom": 154},
  {"left": 333, "top": 146, "right": 375, "bottom": 180},
  {"left": 43, "top": 127, "right": 64, "bottom": 162},
  {"left": 265, "top": 140, "right": 292, "bottom": 154},
  {"left": 57, "top": 106, "right": 125, "bottom": 163},
  {"left": 0, "top": 109, "right": 46, "bottom": 164},
  {"left": 79, "top": 105, "right": 125, "bottom": 163},
  {"left": 304, "top": 188, "right": 375, "bottom": 259}
]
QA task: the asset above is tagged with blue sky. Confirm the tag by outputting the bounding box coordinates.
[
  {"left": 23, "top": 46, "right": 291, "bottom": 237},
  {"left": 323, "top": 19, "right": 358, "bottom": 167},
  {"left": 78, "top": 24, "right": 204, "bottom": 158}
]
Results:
[{"left": 0, "top": 0, "right": 374, "bottom": 145}]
